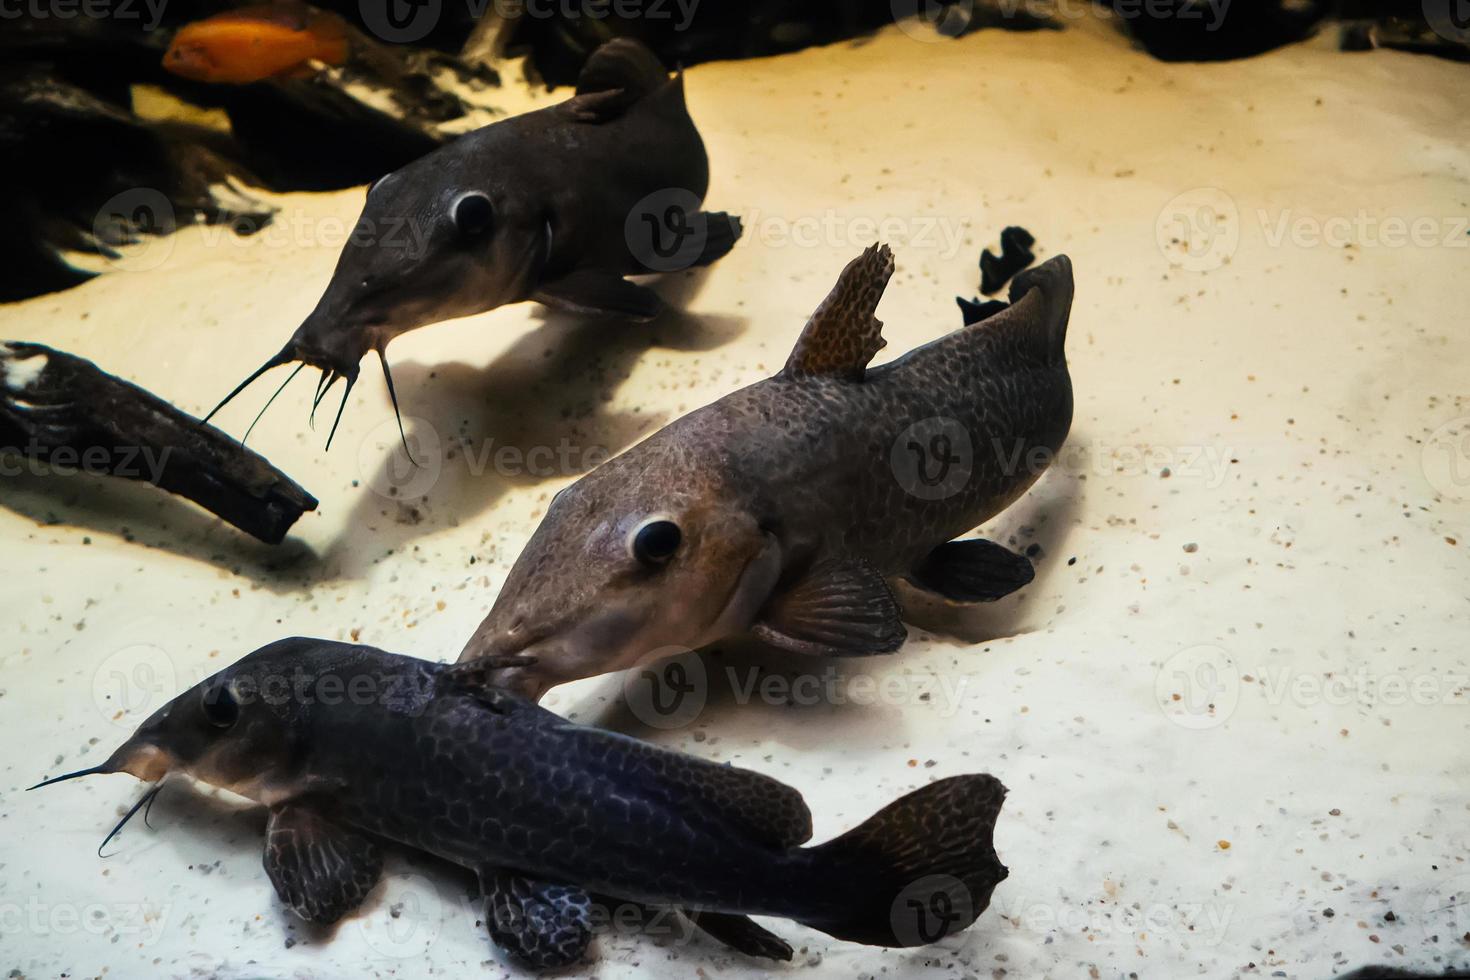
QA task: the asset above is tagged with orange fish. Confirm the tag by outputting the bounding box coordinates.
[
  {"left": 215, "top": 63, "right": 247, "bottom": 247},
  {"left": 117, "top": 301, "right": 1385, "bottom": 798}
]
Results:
[{"left": 163, "top": 3, "right": 349, "bottom": 84}]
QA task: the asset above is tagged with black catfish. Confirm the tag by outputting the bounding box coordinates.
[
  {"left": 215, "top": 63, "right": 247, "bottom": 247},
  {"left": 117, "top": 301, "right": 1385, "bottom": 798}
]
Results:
[
  {"left": 459, "top": 244, "right": 1074, "bottom": 699},
  {"left": 32, "top": 639, "right": 1008, "bottom": 970},
  {"left": 206, "top": 38, "right": 741, "bottom": 446}
]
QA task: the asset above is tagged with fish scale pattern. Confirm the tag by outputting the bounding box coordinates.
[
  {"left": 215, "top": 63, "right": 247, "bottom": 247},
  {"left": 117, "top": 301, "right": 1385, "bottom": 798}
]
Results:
[{"left": 323, "top": 685, "right": 810, "bottom": 914}]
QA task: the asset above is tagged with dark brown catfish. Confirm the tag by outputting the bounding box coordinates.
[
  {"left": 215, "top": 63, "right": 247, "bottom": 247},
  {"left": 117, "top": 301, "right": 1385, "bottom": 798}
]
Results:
[
  {"left": 459, "top": 244, "right": 1075, "bottom": 698},
  {"left": 205, "top": 38, "right": 741, "bottom": 447},
  {"left": 31, "top": 639, "right": 1008, "bottom": 970}
]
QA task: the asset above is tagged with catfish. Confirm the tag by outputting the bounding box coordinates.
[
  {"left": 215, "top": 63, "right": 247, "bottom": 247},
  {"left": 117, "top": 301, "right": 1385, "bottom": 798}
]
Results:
[
  {"left": 459, "top": 243, "right": 1075, "bottom": 699},
  {"left": 205, "top": 38, "right": 742, "bottom": 447},
  {"left": 32, "top": 638, "right": 1008, "bottom": 970}
]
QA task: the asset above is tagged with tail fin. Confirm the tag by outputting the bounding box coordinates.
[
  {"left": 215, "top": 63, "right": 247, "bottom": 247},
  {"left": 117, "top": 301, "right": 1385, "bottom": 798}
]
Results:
[
  {"left": 992, "top": 253, "right": 1073, "bottom": 364},
  {"left": 576, "top": 38, "right": 670, "bottom": 103},
  {"left": 799, "top": 775, "right": 1007, "bottom": 947}
]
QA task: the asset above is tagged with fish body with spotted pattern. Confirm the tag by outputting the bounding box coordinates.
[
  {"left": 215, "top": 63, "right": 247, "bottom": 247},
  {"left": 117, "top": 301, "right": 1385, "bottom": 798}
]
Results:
[
  {"left": 32, "top": 639, "right": 1008, "bottom": 970},
  {"left": 460, "top": 244, "right": 1075, "bottom": 699}
]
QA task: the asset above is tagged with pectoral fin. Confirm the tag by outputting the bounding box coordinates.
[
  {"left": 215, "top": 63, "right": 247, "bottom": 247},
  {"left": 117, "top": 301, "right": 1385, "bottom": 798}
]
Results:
[
  {"left": 687, "top": 910, "right": 794, "bottom": 961},
  {"left": 752, "top": 556, "right": 907, "bottom": 657},
  {"left": 534, "top": 268, "right": 663, "bottom": 321},
  {"left": 263, "top": 804, "right": 382, "bottom": 924},
  {"left": 689, "top": 211, "right": 743, "bottom": 267},
  {"left": 908, "top": 538, "right": 1035, "bottom": 602},
  {"left": 480, "top": 868, "right": 594, "bottom": 970}
]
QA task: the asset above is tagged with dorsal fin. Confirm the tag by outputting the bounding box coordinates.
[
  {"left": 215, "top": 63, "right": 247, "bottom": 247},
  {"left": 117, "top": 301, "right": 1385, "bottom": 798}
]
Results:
[
  {"left": 567, "top": 38, "right": 670, "bottom": 122},
  {"left": 783, "top": 243, "right": 895, "bottom": 381}
]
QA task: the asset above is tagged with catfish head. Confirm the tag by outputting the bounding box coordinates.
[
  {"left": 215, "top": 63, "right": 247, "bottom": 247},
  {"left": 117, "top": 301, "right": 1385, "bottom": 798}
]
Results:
[
  {"left": 28, "top": 639, "right": 442, "bottom": 846},
  {"left": 205, "top": 145, "right": 552, "bottom": 449},
  {"left": 457, "top": 448, "right": 786, "bottom": 701}
]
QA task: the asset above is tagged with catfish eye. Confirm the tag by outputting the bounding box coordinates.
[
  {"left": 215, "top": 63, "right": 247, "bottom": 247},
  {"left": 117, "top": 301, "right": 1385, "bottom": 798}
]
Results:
[
  {"left": 630, "top": 518, "right": 681, "bottom": 565},
  {"left": 453, "top": 191, "right": 494, "bottom": 238},
  {"left": 201, "top": 680, "right": 239, "bottom": 729}
]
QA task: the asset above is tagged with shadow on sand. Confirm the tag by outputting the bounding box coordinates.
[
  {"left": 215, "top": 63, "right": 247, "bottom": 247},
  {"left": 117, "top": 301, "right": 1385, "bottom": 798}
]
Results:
[
  {"left": 1, "top": 269, "right": 746, "bottom": 588},
  {"left": 318, "top": 270, "right": 747, "bottom": 577},
  {"left": 0, "top": 466, "right": 321, "bottom": 593}
]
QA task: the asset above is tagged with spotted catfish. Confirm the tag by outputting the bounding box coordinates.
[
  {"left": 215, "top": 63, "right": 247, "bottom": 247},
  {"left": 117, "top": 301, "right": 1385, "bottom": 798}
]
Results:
[
  {"left": 460, "top": 243, "right": 1075, "bottom": 698},
  {"left": 31, "top": 639, "right": 1008, "bottom": 970}
]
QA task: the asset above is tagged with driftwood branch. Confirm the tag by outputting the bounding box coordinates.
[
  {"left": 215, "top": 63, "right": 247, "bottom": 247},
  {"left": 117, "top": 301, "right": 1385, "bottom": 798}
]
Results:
[{"left": 1, "top": 342, "right": 317, "bottom": 544}]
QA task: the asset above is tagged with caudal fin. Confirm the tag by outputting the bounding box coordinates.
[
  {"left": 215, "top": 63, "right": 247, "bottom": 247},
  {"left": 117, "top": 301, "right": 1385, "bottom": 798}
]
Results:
[
  {"left": 1000, "top": 253, "right": 1073, "bottom": 364},
  {"left": 799, "top": 774, "right": 1008, "bottom": 947}
]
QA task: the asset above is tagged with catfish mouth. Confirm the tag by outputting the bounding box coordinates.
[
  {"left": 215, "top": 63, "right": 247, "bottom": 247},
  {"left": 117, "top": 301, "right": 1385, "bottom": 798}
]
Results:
[
  {"left": 475, "top": 545, "right": 781, "bottom": 701},
  {"left": 477, "top": 648, "right": 554, "bottom": 701},
  {"left": 473, "top": 608, "right": 650, "bottom": 702},
  {"left": 484, "top": 631, "right": 598, "bottom": 702},
  {"left": 200, "top": 322, "right": 414, "bottom": 459},
  {"left": 458, "top": 537, "right": 782, "bottom": 696}
]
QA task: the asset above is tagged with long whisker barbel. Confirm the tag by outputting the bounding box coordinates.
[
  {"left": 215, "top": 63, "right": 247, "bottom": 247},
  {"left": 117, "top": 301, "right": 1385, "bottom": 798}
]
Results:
[
  {"left": 242, "top": 363, "right": 305, "bottom": 446},
  {"left": 142, "top": 780, "right": 163, "bottom": 829},
  {"left": 98, "top": 783, "right": 163, "bottom": 858},
  {"left": 377, "top": 349, "right": 419, "bottom": 467},
  {"left": 193, "top": 342, "right": 394, "bottom": 452},
  {"left": 324, "top": 376, "right": 356, "bottom": 452},
  {"left": 27, "top": 764, "right": 112, "bottom": 791},
  {"left": 201, "top": 345, "right": 293, "bottom": 426},
  {"left": 310, "top": 368, "right": 335, "bottom": 428}
]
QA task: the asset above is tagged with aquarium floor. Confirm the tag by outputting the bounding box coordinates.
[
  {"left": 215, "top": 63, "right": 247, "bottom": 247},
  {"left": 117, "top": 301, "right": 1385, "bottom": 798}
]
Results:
[{"left": 3, "top": 13, "right": 1467, "bottom": 980}]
